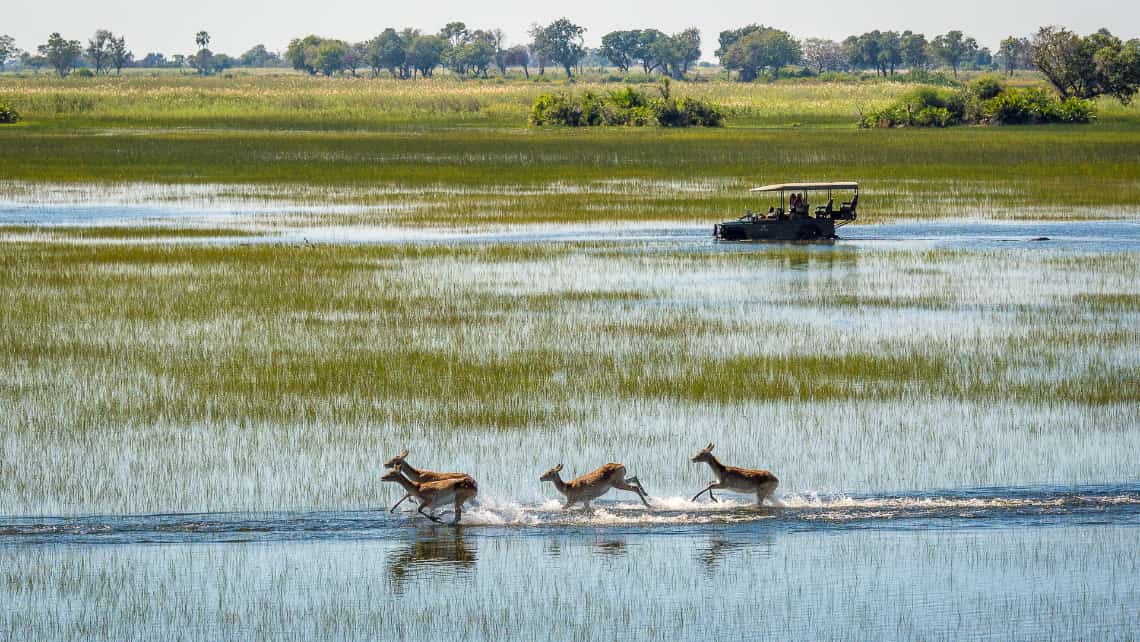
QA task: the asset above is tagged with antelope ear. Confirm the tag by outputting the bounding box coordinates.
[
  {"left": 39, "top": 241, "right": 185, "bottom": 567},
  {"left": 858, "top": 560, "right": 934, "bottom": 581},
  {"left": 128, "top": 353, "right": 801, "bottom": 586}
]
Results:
[
  {"left": 554, "top": 463, "right": 563, "bottom": 472},
  {"left": 399, "top": 449, "right": 409, "bottom": 458}
]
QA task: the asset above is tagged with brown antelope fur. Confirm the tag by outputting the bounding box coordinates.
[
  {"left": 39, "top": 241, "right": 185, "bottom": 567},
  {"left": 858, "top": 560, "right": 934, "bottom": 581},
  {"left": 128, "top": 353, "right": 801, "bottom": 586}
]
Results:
[
  {"left": 384, "top": 449, "right": 471, "bottom": 513},
  {"left": 690, "top": 443, "right": 778, "bottom": 505},
  {"left": 539, "top": 463, "right": 650, "bottom": 509},
  {"left": 381, "top": 469, "right": 478, "bottom": 525}
]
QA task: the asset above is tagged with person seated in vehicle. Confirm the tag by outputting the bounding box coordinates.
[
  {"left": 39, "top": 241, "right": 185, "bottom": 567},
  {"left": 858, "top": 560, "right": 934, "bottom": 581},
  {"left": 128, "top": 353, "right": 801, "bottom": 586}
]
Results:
[{"left": 767, "top": 206, "right": 776, "bottom": 218}]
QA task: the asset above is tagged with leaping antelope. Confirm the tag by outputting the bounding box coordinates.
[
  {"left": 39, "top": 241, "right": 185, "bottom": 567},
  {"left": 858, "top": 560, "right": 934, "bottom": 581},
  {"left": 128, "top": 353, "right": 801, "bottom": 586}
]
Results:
[
  {"left": 384, "top": 449, "right": 470, "bottom": 513},
  {"left": 690, "top": 443, "right": 778, "bottom": 505},
  {"left": 381, "top": 469, "right": 478, "bottom": 525},
  {"left": 539, "top": 463, "right": 651, "bottom": 509}
]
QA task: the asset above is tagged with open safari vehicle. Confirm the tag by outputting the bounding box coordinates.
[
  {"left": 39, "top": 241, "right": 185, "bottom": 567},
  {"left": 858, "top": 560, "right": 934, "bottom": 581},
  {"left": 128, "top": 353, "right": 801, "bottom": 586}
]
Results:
[{"left": 713, "top": 181, "right": 859, "bottom": 241}]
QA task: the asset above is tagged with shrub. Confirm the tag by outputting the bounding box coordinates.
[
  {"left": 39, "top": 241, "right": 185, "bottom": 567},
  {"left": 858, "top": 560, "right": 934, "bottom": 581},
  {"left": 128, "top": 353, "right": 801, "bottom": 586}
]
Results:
[
  {"left": 0, "top": 100, "right": 20, "bottom": 124},
  {"left": 74, "top": 68, "right": 95, "bottom": 78},
  {"left": 970, "top": 75, "right": 1005, "bottom": 100},
  {"left": 530, "top": 86, "right": 724, "bottom": 127},
  {"left": 861, "top": 78, "right": 1095, "bottom": 128},
  {"left": 1053, "top": 96, "right": 1096, "bottom": 123}
]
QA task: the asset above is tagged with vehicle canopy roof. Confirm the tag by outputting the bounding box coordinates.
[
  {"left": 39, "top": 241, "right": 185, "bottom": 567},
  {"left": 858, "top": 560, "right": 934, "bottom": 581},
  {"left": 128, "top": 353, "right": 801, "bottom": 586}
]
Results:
[{"left": 750, "top": 181, "right": 859, "bottom": 193}]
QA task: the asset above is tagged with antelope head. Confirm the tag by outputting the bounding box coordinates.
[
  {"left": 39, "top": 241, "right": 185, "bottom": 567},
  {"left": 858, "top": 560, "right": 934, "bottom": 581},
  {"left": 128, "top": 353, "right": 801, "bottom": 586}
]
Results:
[
  {"left": 539, "top": 463, "right": 564, "bottom": 482},
  {"left": 691, "top": 443, "right": 716, "bottom": 463},
  {"left": 384, "top": 449, "right": 410, "bottom": 470},
  {"left": 381, "top": 469, "right": 408, "bottom": 483}
]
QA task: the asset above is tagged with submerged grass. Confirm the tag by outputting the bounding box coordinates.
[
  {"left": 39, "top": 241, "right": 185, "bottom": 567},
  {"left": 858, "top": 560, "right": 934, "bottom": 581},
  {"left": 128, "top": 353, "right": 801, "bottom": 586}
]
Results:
[
  {"left": 1, "top": 75, "right": 1138, "bottom": 223},
  {"left": 1, "top": 239, "right": 1137, "bottom": 513}
]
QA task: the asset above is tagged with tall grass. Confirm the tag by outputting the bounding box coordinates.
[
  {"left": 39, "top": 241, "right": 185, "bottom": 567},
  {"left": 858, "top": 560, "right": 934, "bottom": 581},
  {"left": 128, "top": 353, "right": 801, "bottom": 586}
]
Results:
[
  {"left": 1, "top": 241, "right": 1136, "bottom": 514},
  {"left": 2, "top": 75, "right": 1138, "bottom": 222}
]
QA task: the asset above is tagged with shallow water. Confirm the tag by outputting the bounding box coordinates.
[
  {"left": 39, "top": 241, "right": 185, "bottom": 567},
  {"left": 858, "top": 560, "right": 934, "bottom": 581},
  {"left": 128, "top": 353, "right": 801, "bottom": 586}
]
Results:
[
  {"left": 2, "top": 484, "right": 1138, "bottom": 641},
  {"left": 3, "top": 196, "right": 1140, "bottom": 253},
  {"left": 3, "top": 483, "right": 1136, "bottom": 544},
  {"left": 3, "top": 195, "right": 1138, "bottom": 640}
]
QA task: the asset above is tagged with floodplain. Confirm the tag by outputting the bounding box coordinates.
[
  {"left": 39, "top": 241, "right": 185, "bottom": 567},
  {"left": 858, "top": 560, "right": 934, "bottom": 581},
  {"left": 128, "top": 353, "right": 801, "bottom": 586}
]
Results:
[{"left": 1, "top": 73, "right": 1138, "bottom": 640}]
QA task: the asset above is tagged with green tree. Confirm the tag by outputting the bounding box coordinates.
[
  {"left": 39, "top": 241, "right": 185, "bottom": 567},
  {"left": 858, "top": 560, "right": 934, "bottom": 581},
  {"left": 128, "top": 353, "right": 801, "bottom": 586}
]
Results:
[
  {"left": 634, "top": 29, "right": 665, "bottom": 74},
  {"left": 600, "top": 30, "right": 639, "bottom": 73},
  {"left": 109, "top": 35, "right": 131, "bottom": 74},
  {"left": 287, "top": 35, "right": 322, "bottom": 74},
  {"left": 802, "top": 38, "right": 846, "bottom": 74},
  {"left": 38, "top": 33, "right": 82, "bottom": 78},
  {"left": 367, "top": 29, "right": 406, "bottom": 78},
  {"left": 973, "top": 47, "right": 993, "bottom": 69},
  {"left": 900, "top": 31, "right": 928, "bottom": 71},
  {"left": 138, "top": 52, "right": 167, "bottom": 68},
  {"left": 844, "top": 31, "right": 901, "bottom": 75},
  {"left": 491, "top": 29, "right": 508, "bottom": 75},
  {"left": 189, "top": 30, "right": 215, "bottom": 75},
  {"left": 930, "top": 30, "right": 978, "bottom": 78},
  {"left": 211, "top": 53, "right": 234, "bottom": 74},
  {"left": 998, "top": 36, "right": 1030, "bottom": 76},
  {"left": 86, "top": 29, "right": 113, "bottom": 74},
  {"left": 534, "top": 18, "right": 585, "bottom": 78},
  {"left": 1033, "top": 27, "right": 1140, "bottom": 104},
  {"left": 314, "top": 40, "right": 349, "bottom": 76},
  {"left": 0, "top": 35, "right": 20, "bottom": 71},
  {"left": 407, "top": 34, "right": 446, "bottom": 78},
  {"left": 719, "top": 25, "right": 800, "bottom": 81},
  {"left": 462, "top": 30, "right": 497, "bottom": 77},
  {"left": 504, "top": 44, "right": 530, "bottom": 78},
  {"left": 21, "top": 51, "right": 49, "bottom": 74},
  {"left": 527, "top": 23, "right": 548, "bottom": 75},
  {"left": 651, "top": 28, "right": 701, "bottom": 79},
  {"left": 239, "top": 44, "right": 281, "bottom": 67}
]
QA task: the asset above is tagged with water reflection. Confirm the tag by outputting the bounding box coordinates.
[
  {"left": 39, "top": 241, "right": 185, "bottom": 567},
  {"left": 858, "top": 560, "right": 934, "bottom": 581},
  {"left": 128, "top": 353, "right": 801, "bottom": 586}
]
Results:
[
  {"left": 591, "top": 538, "right": 628, "bottom": 557},
  {"left": 385, "top": 527, "right": 476, "bottom": 593},
  {"left": 694, "top": 534, "right": 774, "bottom": 575}
]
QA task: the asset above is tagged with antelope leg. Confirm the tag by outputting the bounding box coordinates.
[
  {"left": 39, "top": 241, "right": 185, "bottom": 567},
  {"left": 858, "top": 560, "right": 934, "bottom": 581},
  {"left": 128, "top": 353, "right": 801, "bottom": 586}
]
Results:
[
  {"left": 625, "top": 476, "right": 649, "bottom": 497},
  {"left": 418, "top": 503, "right": 443, "bottom": 523},
  {"left": 390, "top": 493, "right": 413, "bottom": 513}
]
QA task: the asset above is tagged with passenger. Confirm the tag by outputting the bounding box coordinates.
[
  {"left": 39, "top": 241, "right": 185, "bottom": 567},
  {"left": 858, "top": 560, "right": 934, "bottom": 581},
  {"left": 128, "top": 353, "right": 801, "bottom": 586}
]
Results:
[{"left": 767, "top": 206, "right": 775, "bottom": 218}]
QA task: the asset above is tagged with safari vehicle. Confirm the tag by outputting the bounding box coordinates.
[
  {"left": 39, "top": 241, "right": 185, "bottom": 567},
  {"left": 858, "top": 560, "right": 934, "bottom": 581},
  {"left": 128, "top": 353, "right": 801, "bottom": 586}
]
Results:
[{"left": 713, "top": 182, "right": 859, "bottom": 241}]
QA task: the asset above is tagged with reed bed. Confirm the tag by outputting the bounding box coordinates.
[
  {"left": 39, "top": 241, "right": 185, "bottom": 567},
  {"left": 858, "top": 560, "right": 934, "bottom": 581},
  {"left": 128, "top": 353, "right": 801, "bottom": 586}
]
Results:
[
  {"left": 1, "top": 241, "right": 1136, "bottom": 514},
  {"left": 2, "top": 76, "right": 1138, "bottom": 223}
]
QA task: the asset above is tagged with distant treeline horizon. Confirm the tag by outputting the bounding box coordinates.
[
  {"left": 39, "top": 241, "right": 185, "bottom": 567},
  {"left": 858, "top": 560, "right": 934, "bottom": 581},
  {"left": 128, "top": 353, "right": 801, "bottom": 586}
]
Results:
[{"left": 2, "top": 21, "right": 1138, "bottom": 102}]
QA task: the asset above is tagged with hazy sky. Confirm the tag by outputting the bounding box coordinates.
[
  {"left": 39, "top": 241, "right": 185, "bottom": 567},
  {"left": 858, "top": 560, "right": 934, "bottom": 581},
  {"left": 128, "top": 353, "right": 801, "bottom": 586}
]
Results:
[{"left": 6, "top": 0, "right": 1138, "bottom": 60}]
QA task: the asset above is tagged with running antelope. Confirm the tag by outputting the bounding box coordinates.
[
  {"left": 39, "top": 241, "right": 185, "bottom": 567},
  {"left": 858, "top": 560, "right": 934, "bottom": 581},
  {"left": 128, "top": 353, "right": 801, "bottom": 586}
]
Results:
[
  {"left": 381, "top": 469, "right": 478, "bottom": 525},
  {"left": 539, "top": 463, "right": 650, "bottom": 509},
  {"left": 690, "top": 443, "right": 778, "bottom": 505},
  {"left": 384, "top": 449, "right": 470, "bottom": 513}
]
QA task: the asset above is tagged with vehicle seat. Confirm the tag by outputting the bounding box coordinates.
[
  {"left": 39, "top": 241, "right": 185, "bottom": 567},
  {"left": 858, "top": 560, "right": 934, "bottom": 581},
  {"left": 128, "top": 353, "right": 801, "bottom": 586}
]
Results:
[
  {"left": 839, "top": 194, "right": 859, "bottom": 218},
  {"left": 815, "top": 198, "right": 834, "bottom": 215}
]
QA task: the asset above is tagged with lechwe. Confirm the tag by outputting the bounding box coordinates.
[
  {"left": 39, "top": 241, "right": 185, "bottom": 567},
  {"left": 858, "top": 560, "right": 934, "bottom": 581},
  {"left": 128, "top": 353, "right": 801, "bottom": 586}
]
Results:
[
  {"left": 690, "top": 443, "right": 778, "bottom": 505},
  {"left": 381, "top": 469, "right": 478, "bottom": 525},
  {"left": 384, "top": 449, "right": 470, "bottom": 513},
  {"left": 539, "top": 463, "right": 650, "bottom": 509}
]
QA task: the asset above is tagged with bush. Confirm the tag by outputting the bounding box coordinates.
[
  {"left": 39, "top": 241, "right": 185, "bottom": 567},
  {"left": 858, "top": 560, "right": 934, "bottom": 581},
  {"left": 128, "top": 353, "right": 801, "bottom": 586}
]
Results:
[
  {"left": 74, "top": 68, "right": 95, "bottom": 78},
  {"left": 530, "top": 85, "right": 724, "bottom": 128},
  {"left": 861, "top": 78, "right": 1095, "bottom": 128},
  {"left": 0, "top": 100, "right": 20, "bottom": 124},
  {"left": 970, "top": 75, "right": 1005, "bottom": 100}
]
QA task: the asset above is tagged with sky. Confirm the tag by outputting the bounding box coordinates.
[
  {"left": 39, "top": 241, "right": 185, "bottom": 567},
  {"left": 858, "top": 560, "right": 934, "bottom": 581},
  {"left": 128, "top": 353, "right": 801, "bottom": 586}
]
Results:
[{"left": 5, "top": 0, "right": 1138, "bottom": 60}]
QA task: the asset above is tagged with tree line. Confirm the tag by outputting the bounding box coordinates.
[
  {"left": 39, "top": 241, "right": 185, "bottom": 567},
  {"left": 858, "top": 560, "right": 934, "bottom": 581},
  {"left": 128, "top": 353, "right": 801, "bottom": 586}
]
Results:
[{"left": 1, "top": 23, "right": 1137, "bottom": 102}]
